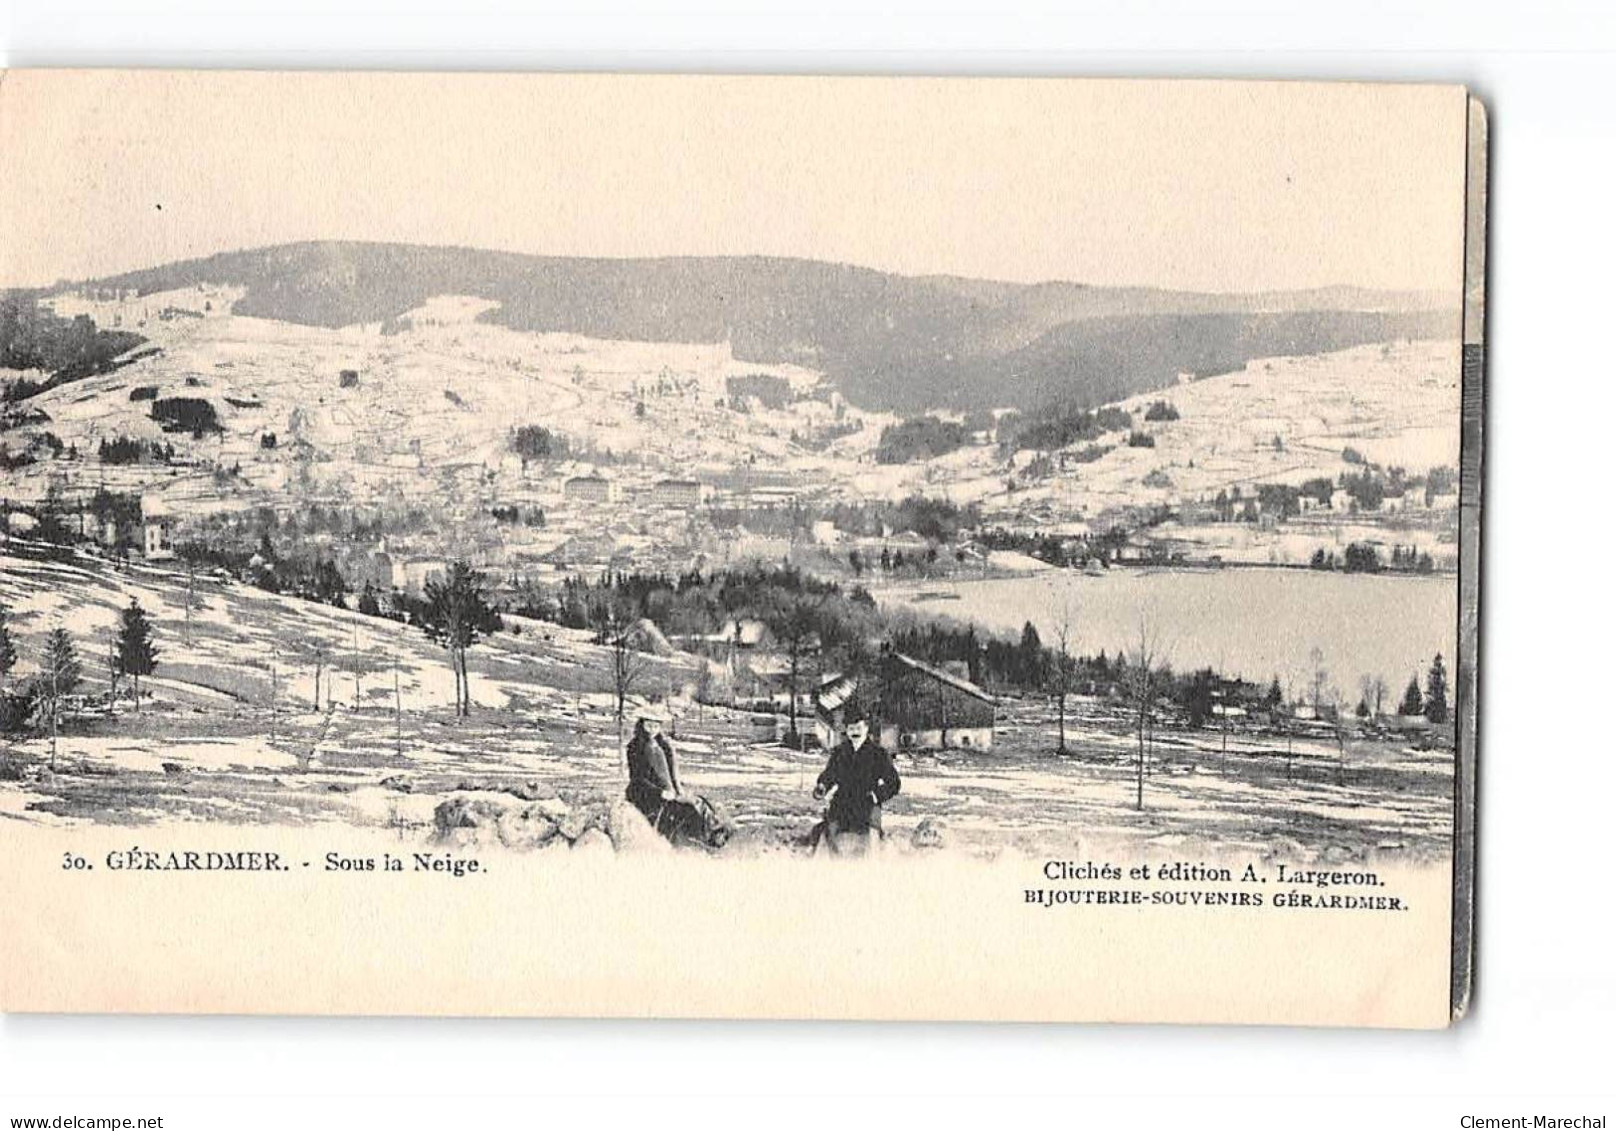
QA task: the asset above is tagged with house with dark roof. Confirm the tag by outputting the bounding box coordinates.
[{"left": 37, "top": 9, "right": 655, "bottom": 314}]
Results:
[{"left": 812, "top": 651, "right": 997, "bottom": 752}]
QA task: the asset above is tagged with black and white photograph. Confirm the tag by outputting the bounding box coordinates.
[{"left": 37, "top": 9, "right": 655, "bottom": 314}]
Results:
[
  {"left": 0, "top": 74, "right": 1473, "bottom": 855},
  {"left": 1, "top": 5, "right": 1613, "bottom": 1127},
  {"left": 0, "top": 72, "right": 1483, "bottom": 1027}
]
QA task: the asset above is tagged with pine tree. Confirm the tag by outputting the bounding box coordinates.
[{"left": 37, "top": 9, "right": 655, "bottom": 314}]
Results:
[
  {"left": 1018, "top": 621, "right": 1044, "bottom": 689},
  {"left": 0, "top": 603, "right": 17, "bottom": 690},
  {"left": 1399, "top": 675, "right": 1424, "bottom": 717},
  {"left": 115, "top": 599, "right": 159, "bottom": 711},
  {"left": 39, "top": 627, "right": 82, "bottom": 768},
  {"left": 1425, "top": 653, "right": 1450, "bottom": 724},
  {"left": 420, "top": 562, "right": 500, "bottom": 717}
]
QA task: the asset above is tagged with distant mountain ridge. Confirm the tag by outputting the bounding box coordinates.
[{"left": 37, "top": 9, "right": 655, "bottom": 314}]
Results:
[{"left": 66, "top": 241, "right": 1459, "bottom": 413}]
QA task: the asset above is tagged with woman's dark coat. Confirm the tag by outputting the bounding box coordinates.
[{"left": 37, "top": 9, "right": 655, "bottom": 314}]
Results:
[{"left": 625, "top": 729, "right": 680, "bottom": 821}]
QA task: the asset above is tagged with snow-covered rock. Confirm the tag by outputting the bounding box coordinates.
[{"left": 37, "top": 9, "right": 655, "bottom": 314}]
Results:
[
  {"left": 495, "top": 806, "right": 560, "bottom": 850},
  {"left": 911, "top": 817, "right": 947, "bottom": 850},
  {"left": 571, "top": 827, "right": 614, "bottom": 854},
  {"left": 607, "top": 801, "right": 671, "bottom": 855}
]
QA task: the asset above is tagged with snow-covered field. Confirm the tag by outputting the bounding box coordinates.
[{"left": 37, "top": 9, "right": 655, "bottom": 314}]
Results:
[
  {"left": 0, "top": 548, "right": 703, "bottom": 722},
  {"left": 0, "top": 688, "right": 1453, "bottom": 867},
  {"left": 1, "top": 551, "right": 1451, "bottom": 866}
]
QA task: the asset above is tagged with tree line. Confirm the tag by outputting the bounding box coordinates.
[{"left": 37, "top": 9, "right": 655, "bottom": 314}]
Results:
[{"left": 0, "top": 599, "right": 158, "bottom": 767}]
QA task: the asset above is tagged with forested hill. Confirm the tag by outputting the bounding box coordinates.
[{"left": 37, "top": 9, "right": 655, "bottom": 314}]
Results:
[{"left": 64, "top": 241, "right": 1459, "bottom": 413}]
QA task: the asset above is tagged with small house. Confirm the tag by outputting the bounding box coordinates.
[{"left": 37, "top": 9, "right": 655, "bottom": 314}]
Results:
[
  {"left": 811, "top": 652, "right": 997, "bottom": 752},
  {"left": 143, "top": 517, "right": 175, "bottom": 560},
  {"left": 878, "top": 652, "right": 996, "bottom": 751}
]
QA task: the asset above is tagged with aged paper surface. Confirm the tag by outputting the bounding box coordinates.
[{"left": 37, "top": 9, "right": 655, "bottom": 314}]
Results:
[{"left": 0, "top": 72, "right": 1478, "bottom": 1025}]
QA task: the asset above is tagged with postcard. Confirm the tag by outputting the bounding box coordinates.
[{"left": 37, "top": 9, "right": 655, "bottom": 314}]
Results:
[{"left": 0, "top": 71, "right": 1483, "bottom": 1025}]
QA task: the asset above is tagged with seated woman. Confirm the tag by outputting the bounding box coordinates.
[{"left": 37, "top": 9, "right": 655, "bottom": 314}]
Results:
[{"left": 625, "top": 711, "right": 730, "bottom": 847}]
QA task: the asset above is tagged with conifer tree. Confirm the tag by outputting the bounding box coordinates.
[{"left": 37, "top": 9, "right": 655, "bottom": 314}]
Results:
[
  {"left": 1399, "top": 675, "right": 1424, "bottom": 717},
  {"left": 115, "top": 599, "right": 159, "bottom": 711},
  {"left": 39, "top": 627, "right": 82, "bottom": 767},
  {"left": 0, "top": 603, "right": 17, "bottom": 691},
  {"left": 1424, "top": 653, "right": 1450, "bottom": 725}
]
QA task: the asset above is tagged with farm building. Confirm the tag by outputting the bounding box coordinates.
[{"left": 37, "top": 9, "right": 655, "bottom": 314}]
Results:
[
  {"left": 812, "top": 652, "right": 997, "bottom": 752},
  {"left": 879, "top": 652, "right": 996, "bottom": 751}
]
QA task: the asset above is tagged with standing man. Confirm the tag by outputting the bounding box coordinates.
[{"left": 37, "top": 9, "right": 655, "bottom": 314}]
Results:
[{"left": 812, "top": 712, "right": 901, "bottom": 855}]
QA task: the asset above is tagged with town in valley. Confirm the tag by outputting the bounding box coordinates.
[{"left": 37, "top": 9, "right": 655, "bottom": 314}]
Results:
[{"left": 1, "top": 243, "right": 1462, "bottom": 863}]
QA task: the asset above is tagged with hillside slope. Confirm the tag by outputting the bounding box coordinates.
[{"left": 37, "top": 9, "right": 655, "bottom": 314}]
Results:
[{"left": 67, "top": 241, "right": 1459, "bottom": 414}]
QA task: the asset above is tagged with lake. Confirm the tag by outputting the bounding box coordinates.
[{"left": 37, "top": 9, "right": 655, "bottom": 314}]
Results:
[{"left": 880, "top": 567, "right": 1459, "bottom": 702}]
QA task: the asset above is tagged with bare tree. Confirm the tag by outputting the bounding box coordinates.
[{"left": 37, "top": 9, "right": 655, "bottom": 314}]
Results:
[
  {"left": 593, "top": 593, "right": 652, "bottom": 753},
  {"left": 105, "top": 644, "right": 121, "bottom": 705},
  {"left": 313, "top": 645, "right": 326, "bottom": 713},
  {"left": 392, "top": 650, "right": 403, "bottom": 757},
  {"left": 1123, "top": 617, "right": 1161, "bottom": 810},
  {"left": 183, "top": 559, "right": 197, "bottom": 646},
  {"left": 694, "top": 661, "right": 718, "bottom": 722},
  {"left": 350, "top": 620, "right": 362, "bottom": 706},
  {"left": 1048, "top": 598, "right": 1078, "bottom": 756},
  {"left": 1329, "top": 687, "right": 1348, "bottom": 786},
  {"left": 762, "top": 594, "right": 823, "bottom": 746},
  {"left": 1308, "top": 646, "right": 1329, "bottom": 718}
]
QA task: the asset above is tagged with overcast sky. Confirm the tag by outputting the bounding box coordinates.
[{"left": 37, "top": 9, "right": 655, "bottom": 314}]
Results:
[{"left": 1, "top": 72, "right": 1469, "bottom": 293}]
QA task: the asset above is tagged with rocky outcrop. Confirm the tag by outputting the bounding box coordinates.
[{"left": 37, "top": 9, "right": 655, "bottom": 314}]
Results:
[{"left": 429, "top": 789, "right": 674, "bottom": 855}]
